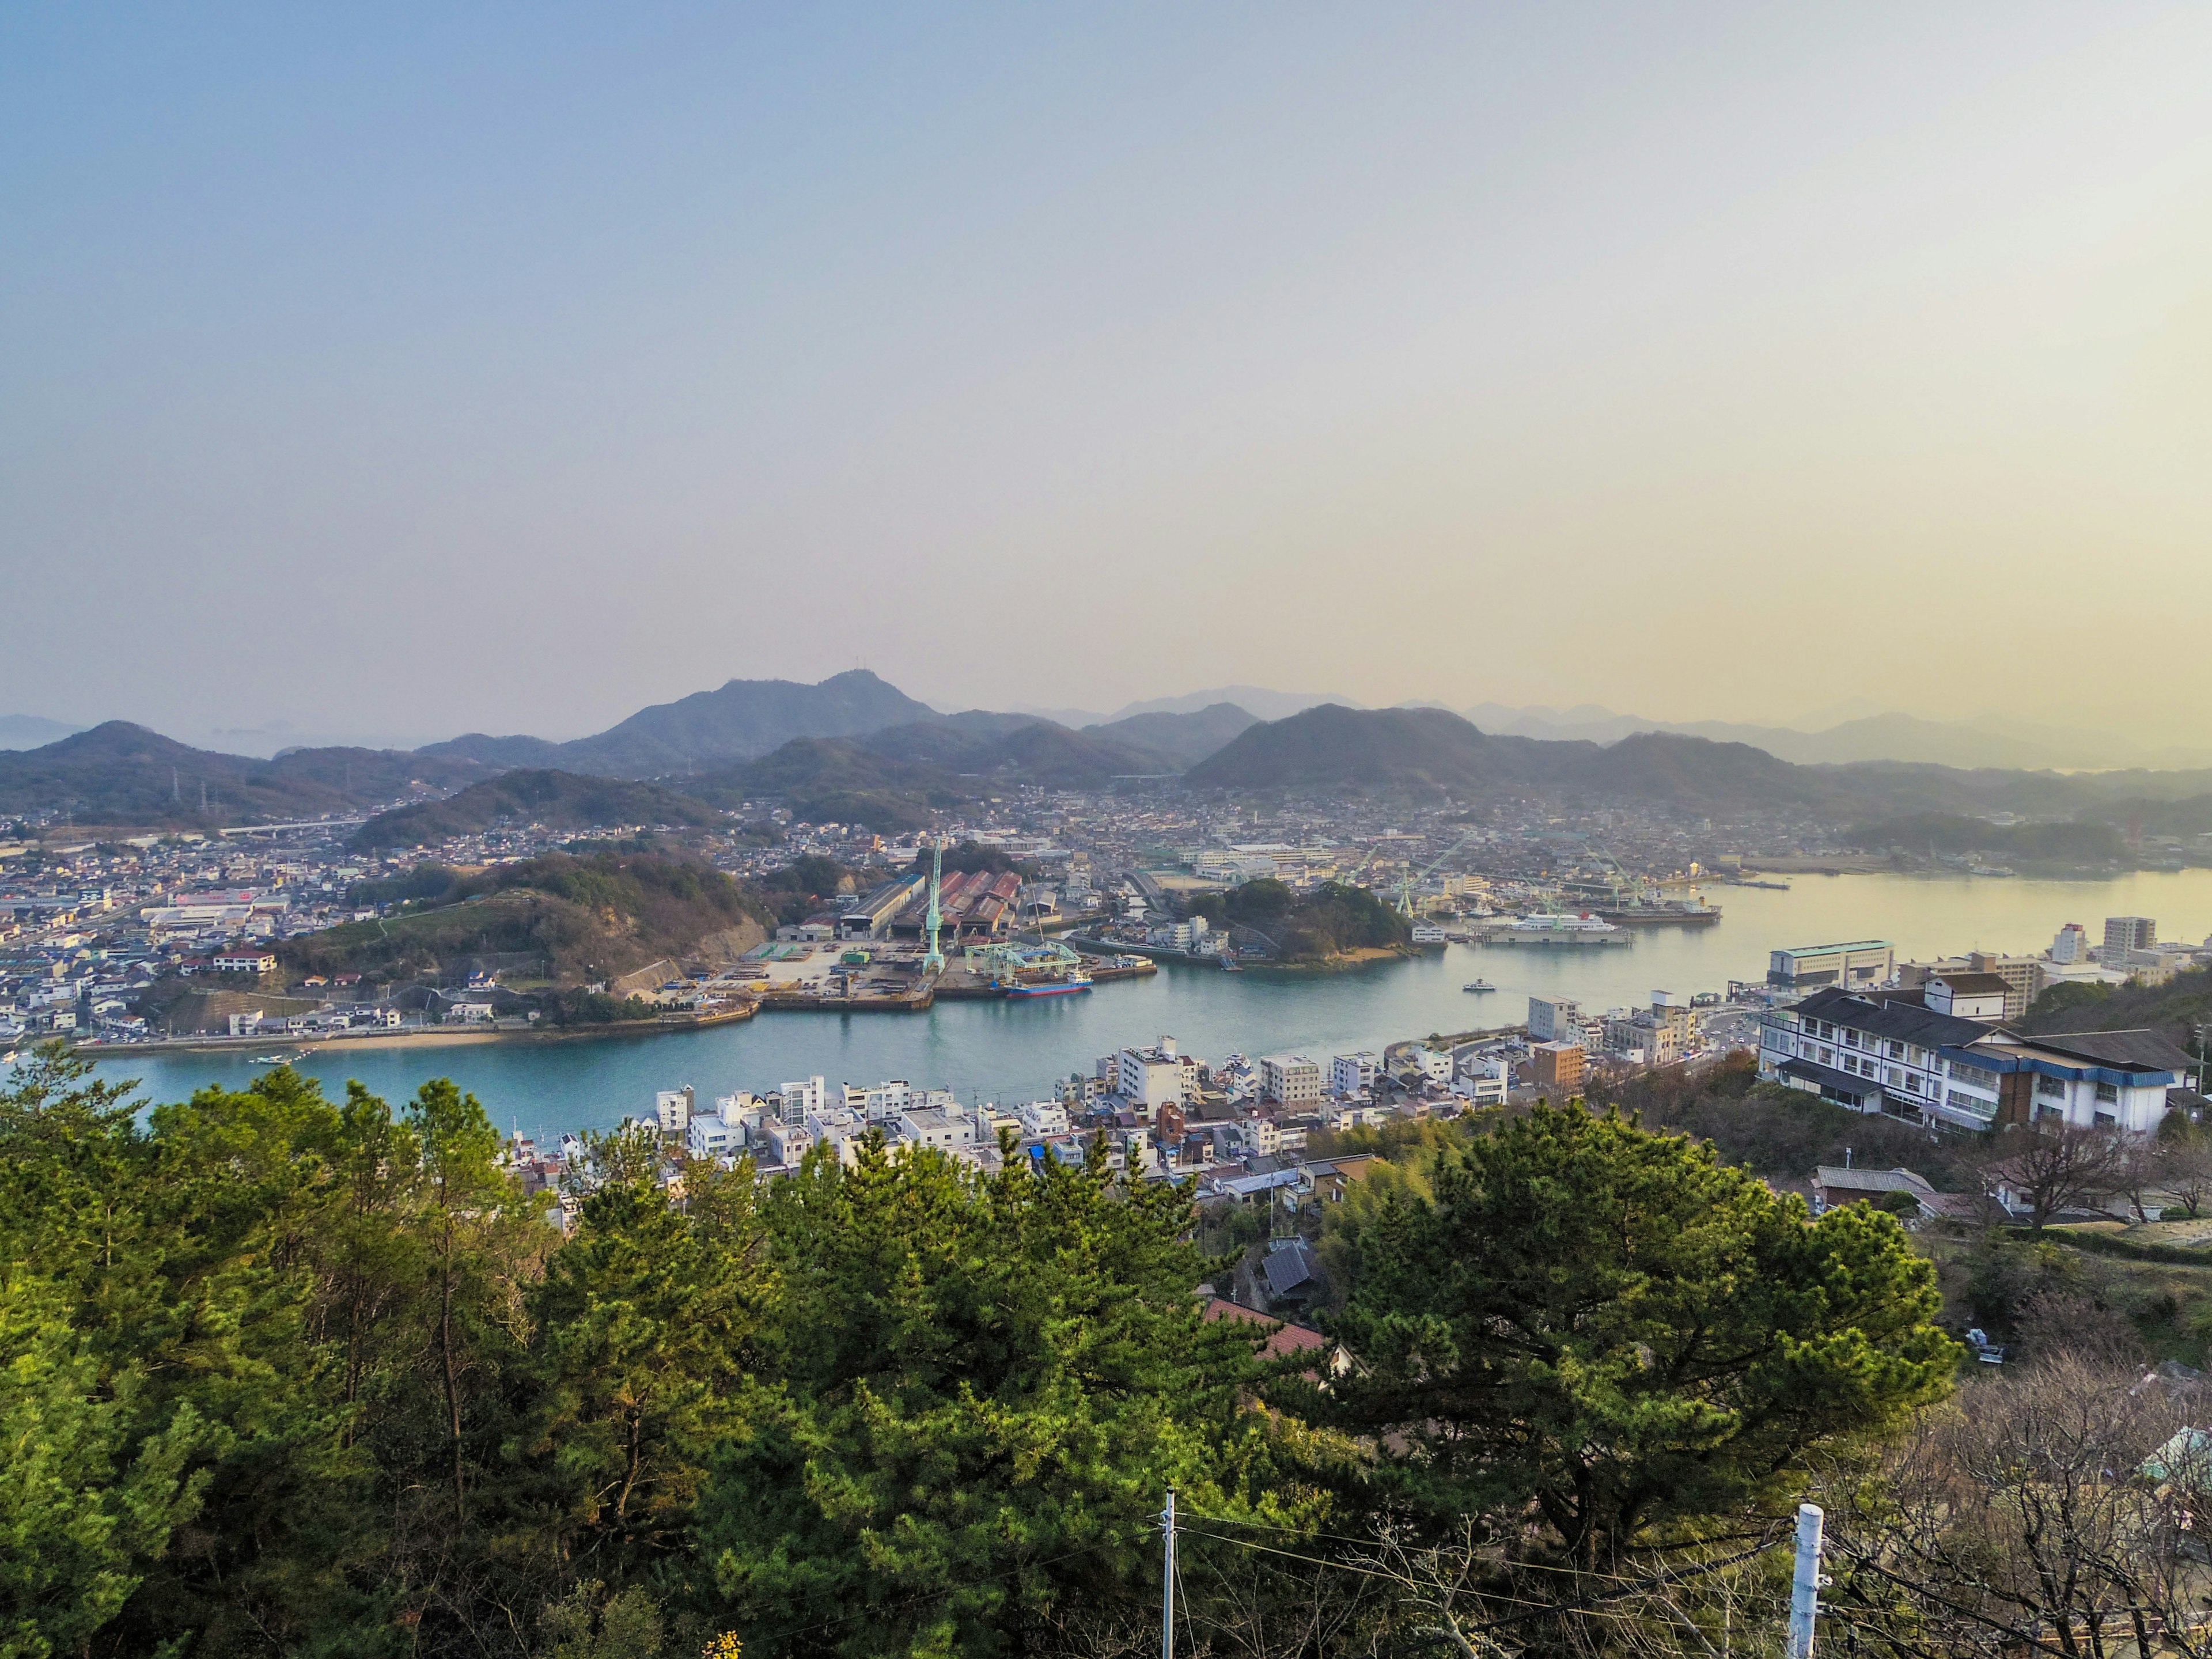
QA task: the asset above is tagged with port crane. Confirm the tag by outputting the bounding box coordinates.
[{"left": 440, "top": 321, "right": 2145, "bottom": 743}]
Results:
[
  {"left": 1585, "top": 841, "right": 1658, "bottom": 908},
  {"left": 922, "top": 835, "right": 946, "bottom": 974},
  {"left": 1396, "top": 831, "right": 1477, "bottom": 918}
]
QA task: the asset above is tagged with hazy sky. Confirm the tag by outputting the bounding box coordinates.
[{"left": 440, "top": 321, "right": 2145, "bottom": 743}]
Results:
[{"left": 5, "top": 3, "right": 2209, "bottom": 748}]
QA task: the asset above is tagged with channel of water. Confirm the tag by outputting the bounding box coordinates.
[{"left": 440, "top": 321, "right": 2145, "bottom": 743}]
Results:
[{"left": 79, "top": 869, "right": 2212, "bottom": 1143}]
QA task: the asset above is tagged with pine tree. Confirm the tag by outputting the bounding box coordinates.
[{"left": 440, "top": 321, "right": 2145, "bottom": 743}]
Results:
[{"left": 1321, "top": 1100, "right": 1957, "bottom": 1566}]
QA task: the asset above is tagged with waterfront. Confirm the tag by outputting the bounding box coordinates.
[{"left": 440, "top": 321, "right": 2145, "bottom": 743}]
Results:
[{"left": 81, "top": 869, "right": 2212, "bottom": 1143}]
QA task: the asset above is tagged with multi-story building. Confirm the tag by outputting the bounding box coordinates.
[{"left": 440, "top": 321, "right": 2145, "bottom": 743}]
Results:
[
  {"left": 1017, "top": 1100, "right": 1070, "bottom": 1138},
  {"left": 897, "top": 1107, "right": 976, "bottom": 1151},
  {"left": 1759, "top": 987, "right": 2192, "bottom": 1134},
  {"left": 1923, "top": 973, "right": 2009, "bottom": 1022},
  {"left": 1973, "top": 1028, "right": 2196, "bottom": 1134},
  {"left": 2048, "top": 923, "right": 2091, "bottom": 964},
  {"left": 1330, "top": 1051, "right": 1379, "bottom": 1098},
  {"left": 1456, "top": 1055, "right": 1509, "bottom": 1105},
  {"left": 654, "top": 1087, "right": 694, "bottom": 1134},
  {"left": 1115, "top": 1038, "right": 1187, "bottom": 1116},
  {"left": 1528, "top": 997, "right": 1580, "bottom": 1043},
  {"left": 1758, "top": 987, "right": 1993, "bottom": 1126},
  {"left": 777, "top": 1077, "right": 827, "bottom": 1126},
  {"left": 2105, "top": 916, "right": 2158, "bottom": 955},
  {"left": 1903, "top": 953, "right": 2041, "bottom": 1022},
  {"left": 1531, "top": 1041, "right": 1585, "bottom": 1092},
  {"left": 1259, "top": 1054, "right": 1324, "bottom": 1107},
  {"left": 1766, "top": 940, "right": 1895, "bottom": 992}
]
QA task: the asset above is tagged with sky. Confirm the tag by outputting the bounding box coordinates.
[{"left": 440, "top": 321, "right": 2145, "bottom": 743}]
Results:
[{"left": 4, "top": 3, "right": 2210, "bottom": 751}]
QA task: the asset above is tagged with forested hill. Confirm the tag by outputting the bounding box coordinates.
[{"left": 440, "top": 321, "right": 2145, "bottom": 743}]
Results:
[
  {"left": 0, "top": 720, "right": 493, "bottom": 826},
  {"left": 281, "top": 850, "right": 772, "bottom": 986},
  {"left": 350, "top": 770, "right": 725, "bottom": 849}
]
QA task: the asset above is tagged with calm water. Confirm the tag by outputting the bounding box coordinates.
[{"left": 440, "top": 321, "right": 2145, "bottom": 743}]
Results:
[{"left": 78, "top": 869, "right": 2212, "bottom": 1143}]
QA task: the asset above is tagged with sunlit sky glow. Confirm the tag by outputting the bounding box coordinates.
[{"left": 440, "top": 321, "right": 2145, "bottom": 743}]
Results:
[{"left": 5, "top": 3, "right": 2209, "bottom": 748}]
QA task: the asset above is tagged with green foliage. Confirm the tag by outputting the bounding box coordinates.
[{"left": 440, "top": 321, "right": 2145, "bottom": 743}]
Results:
[
  {"left": 1, "top": 1048, "right": 1978, "bottom": 1657},
  {"left": 0, "top": 1277, "right": 215, "bottom": 1659},
  {"left": 2020, "top": 964, "right": 2212, "bottom": 1048},
  {"left": 1586, "top": 1052, "right": 1974, "bottom": 1188},
  {"left": 1319, "top": 1101, "right": 1957, "bottom": 1562},
  {"left": 552, "top": 991, "right": 662, "bottom": 1027},
  {"left": 697, "top": 1137, "right": 1265, "bottom": 1659},
  {"left": 1225, "top": 879, "right": 1410, "bottom": 961},
  {"left": 348, "top": 861, "right": 464, "bottom": 907}
]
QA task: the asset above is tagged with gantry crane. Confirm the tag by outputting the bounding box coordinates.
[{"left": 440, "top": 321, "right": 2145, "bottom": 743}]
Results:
[
  {"left": 1397, "top": 830, "right": 1476, "bottom": 917},
  {"left": 922, "top": 835, "right": 946, "bottom": 974}
]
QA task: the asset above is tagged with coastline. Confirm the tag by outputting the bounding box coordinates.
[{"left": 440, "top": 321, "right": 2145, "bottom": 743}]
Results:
[{"left": 74, "top": 1002, "right": 762, "bottom": 1060}]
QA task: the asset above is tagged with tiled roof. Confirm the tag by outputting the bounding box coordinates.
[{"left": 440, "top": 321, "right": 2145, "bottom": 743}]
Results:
[
  {"left": 2013, "top": 1028, "right": 2195, "bottom": 1075},
  {"left": 1791, "top": 987, "right": 1989, "bottom": 1050}
]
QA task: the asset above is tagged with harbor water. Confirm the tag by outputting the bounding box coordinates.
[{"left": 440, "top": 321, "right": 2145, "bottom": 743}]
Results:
[{"left": 81, "top": 869, "right": 2212, "bottom": 1144}]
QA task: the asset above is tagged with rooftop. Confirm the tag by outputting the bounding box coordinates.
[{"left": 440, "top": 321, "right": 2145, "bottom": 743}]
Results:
[{"left": 1790, "top": 986, "right": 1990, "bottom": 1051}]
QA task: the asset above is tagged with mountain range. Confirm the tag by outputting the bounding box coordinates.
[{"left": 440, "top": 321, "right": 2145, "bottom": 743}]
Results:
[
  {"left": 1459, "top": 703, "right": 2212, "bottom": 771},
  {"left": 8, "top": 672, "right": 2212, "bottom": 838}
]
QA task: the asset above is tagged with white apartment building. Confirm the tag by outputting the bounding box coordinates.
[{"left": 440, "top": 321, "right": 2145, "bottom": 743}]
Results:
[
  {"left": 1259, "top": 1053, "right": 1324, "bottom": 1107},
  {"left": 654, "top": 1088, "right": 694, "bottom": 1134},
  {"left": 1018, "top": 1100, "right": 1071, "bottom": 1138},
  {"left": 899, "top": 1107, "right": 978, "bottom": 1152},
  {"left": 1456, "top": 1055, "right": 1509, "bottom": 1105},
  {"left": 1412, "top": 1048, "right": 1453, "bottom": 1086},
  {"left": 687, "top": 1109, "right": 744, "bottom": 1160},
  {"left": 778, "top": 1077, "right": 827, "bottom": 1125},
  {"left": 1330, "top": 1051, "right": 1379, "bottom": 1098},
  {"left": 1528, "top": 997, "right": 1580, "bottom": 1043},
  {"left": 1115, "top": 1037, "right": 1187, "bottom": 1116}
]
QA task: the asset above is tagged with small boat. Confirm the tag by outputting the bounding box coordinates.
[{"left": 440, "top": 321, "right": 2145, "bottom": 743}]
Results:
[
  {"left": 252, "top": 1054, "right": 285, "bottom": 1064},
  {"left": 1463, "top": 980, "right": 1496, "bottom": 993}
]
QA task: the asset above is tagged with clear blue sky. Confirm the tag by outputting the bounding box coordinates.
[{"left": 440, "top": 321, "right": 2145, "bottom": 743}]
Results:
[{"left": 5, "top": 4, "right": 2209, "bottom": 747}]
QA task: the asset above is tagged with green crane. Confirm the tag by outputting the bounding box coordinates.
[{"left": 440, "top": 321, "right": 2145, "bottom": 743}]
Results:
[
  {"left": 922, "top": 835, "right": 946, "bottom": 974},
  {"left": 1397, "top": 830, "right": 1476, "bottom": 918}
]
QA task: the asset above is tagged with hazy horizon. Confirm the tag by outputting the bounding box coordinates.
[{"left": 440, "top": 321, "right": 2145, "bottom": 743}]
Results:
[{"left": 7, "top": 5, "right": 2210, "bottom": 747}]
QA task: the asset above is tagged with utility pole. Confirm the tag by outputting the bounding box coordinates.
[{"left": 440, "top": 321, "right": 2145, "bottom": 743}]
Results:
[
  {"left": 1160, "top": 1487, "right": 1177, "bottom": 1659},
  {"left": 1787, "top": 1502, "right": 1825, "bottom": 1659}
]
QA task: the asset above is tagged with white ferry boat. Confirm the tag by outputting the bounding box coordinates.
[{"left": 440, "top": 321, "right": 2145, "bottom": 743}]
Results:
[{"left": 1480, "top": 912, "right": 1632, "bottom": 948}]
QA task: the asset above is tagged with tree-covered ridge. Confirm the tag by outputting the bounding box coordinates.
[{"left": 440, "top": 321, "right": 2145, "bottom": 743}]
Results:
[
  {"left": 1187, "top": 877, "right": 1411, "bottom": 961},
  {"left": 278, "top": 850, "right": 774, "bottom": 988},
  {"left": 0, "top": 1052, "right": 1962, "bottom": 1658}
]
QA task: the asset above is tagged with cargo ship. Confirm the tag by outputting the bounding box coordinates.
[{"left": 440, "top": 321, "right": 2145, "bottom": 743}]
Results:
[
  {"left": 1589, "top": 897, "right": 1721, "bottom": 927},
  {"left": 996, "top": 971, "right": 1093, "bottom": 999}
]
